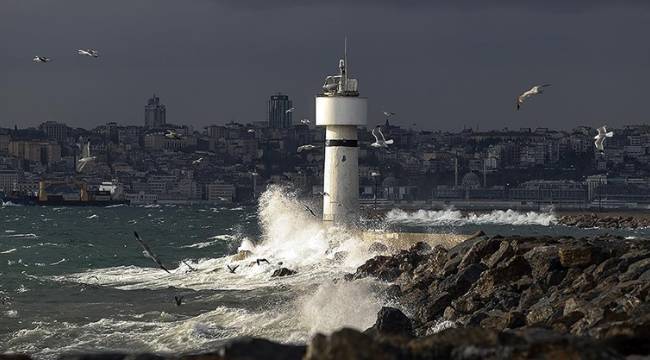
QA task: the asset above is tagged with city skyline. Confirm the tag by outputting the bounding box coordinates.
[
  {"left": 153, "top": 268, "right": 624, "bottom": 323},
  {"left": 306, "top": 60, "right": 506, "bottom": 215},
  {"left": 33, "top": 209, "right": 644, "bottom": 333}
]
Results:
[{"left": 2, "top": 1, "right": 650, "bottom": 131}]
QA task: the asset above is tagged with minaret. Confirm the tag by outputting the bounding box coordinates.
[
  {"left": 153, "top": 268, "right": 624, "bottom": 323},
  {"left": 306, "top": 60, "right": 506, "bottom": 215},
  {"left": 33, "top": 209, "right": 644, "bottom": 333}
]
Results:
[{"left": 316, "top": 41, "right": 367, "bottom": 223}]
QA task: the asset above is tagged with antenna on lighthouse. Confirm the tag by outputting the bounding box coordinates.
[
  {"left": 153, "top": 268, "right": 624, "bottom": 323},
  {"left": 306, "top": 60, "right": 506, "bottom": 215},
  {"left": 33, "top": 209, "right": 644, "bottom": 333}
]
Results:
[{"left": 344, "top": 36, "right": 348, "bottom": 77}]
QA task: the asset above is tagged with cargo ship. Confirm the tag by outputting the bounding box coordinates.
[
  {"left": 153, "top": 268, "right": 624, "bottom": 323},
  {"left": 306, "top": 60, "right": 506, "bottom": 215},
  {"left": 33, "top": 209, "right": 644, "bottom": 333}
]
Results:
[{"left": 1, "top": 180, "right": 129, "bottom": 206}]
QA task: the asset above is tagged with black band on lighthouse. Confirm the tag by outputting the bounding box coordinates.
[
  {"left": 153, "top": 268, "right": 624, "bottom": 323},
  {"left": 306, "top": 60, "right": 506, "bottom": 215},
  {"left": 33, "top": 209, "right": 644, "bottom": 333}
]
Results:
[{"left": 325, "top": 140, "right": 358, "bottom": 147}]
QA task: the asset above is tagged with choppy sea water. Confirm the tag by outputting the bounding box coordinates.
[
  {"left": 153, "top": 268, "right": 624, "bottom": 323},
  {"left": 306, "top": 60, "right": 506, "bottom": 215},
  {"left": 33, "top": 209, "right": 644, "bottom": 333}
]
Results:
[{"left": 1, "top": 187, "right": 648, "bottom": 358}]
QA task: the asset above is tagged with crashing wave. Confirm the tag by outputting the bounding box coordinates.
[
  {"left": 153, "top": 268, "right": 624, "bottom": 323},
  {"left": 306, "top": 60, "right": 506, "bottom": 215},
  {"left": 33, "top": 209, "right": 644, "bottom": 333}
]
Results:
[{"left": 385, "top": 208, "right": 557, "bottom": 226}]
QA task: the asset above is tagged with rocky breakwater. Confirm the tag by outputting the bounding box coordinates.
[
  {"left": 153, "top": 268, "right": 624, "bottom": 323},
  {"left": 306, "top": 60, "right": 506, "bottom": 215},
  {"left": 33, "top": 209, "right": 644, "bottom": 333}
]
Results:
[
  {"left": 559, "top": 213, "right": 650, "bottom": 229},
  {"left": 352, "top": 233, "right": 650, "bottom": 357}
]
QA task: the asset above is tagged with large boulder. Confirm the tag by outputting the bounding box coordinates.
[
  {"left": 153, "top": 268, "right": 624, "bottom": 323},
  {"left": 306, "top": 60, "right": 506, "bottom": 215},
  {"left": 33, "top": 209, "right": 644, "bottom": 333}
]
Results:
[
  {"left": 559, "top": 246, "right": 594, "bottom": 268},
  {"left": 364, "top": 307, "right": 414, "bottom": 338},
  {"left": 271, "top": 268, "right": 297, "bottom": 277}
]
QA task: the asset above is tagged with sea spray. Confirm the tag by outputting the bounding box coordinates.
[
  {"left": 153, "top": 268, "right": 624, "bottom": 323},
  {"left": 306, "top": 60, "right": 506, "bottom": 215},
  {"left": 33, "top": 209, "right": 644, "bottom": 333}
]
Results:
[
  {"left": 298, "top": 279, "right": 383, "bottom": 335},
  {"left": 386, "top": 208, "right": 557, "bottom": 226}
]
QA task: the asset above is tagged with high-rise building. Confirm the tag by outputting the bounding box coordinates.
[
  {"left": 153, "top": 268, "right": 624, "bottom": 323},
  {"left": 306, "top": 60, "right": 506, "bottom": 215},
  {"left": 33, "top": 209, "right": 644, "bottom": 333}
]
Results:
[
  {"left": 144, "top": 94, "right": 166, "bottom": 129},
  {"left": 267, "top": 93, "right": 293, "bottom": 129},
  {"left": 39, "top": 121, "right": 68, "bottom": 142}
]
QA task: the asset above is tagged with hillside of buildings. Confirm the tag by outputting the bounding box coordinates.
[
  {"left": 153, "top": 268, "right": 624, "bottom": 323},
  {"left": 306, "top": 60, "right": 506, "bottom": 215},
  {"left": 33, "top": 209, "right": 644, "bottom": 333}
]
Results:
[{"left": 2, "top": 94, "right": 650, "bottom": 209}]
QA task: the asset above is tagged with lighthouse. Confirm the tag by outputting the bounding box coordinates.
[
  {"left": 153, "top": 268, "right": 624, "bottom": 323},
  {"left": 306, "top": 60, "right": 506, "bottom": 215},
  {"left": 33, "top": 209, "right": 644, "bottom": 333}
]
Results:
[{"left": 316, "top": 44, "right": 367, "bottom": 223}]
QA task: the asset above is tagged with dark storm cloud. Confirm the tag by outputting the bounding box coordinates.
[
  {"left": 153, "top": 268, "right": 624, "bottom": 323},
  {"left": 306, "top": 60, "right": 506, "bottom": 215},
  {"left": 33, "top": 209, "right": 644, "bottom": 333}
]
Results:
[
  {"left": 220, "top": 0, "right": 650, "bottom": 12},
  {"left": 1, "top": 0, "right": 649, "bottom": 131}
]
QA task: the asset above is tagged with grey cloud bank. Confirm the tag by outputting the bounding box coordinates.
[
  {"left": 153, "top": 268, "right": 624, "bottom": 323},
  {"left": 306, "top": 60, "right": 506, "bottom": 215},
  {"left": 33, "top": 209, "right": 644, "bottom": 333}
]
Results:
[{"left": 1, "top": 0, "right": 649, "bottom": 130}]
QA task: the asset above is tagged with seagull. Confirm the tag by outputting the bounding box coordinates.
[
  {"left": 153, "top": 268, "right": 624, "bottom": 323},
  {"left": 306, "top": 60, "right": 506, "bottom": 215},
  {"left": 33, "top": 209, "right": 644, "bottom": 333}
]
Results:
[
  {"left": 78, "top": 49, "right": 99, "bottom": 58},
  {"left": 315, "top": 191, "right": 329, "bottom": 197},
  {"left": 132, "top": 231, "right": 171, "bottom": 274},
  {"left": 370, "top": 126, "right": 394, "bottom": 148},
  {"left": 174, "top": 296, "right": 184, "bottom": 306},
  {"left": 383, "top": 111, "right": 396, "bottom": 117},
  {"left": 165, "top": 130, "right": 182, "bottom": 139},
  {"left": 227, "top": 264, "right": 239, "bottom": 274},
  {"left": 286, "top": 107, "right": 295, "bottom": 114},
  {"left": 182, "top": 260, "right": 197, "bottom": 272},
  {"left": 516, "top": 84, "right": 551, "bottom": 110},
  {"left": 304, "top": 205, "right": 317, "bottom": 217},
  {"left": 247, "top": 129, "right": 256, "bottom": 134},
  {"left": 192, "top": 157, "right": 204, "bottom": 165},
  {"left": 77, "top": 142, "right": 96, "bottom": 172},
  {"left": 300, "top": 119, "right": 311, "bottom": 125},
  {"left": 297, "top": 144, "right": 318, "bottom": 153},
  {"left": 33, "top": 56, "right": 51, "bottom": 63},
  {"left": 256, "top": 258, "right": 270, "bottom": 266},
  {"left": 594, "top": 126, "right": 614, "bottom": 153}
]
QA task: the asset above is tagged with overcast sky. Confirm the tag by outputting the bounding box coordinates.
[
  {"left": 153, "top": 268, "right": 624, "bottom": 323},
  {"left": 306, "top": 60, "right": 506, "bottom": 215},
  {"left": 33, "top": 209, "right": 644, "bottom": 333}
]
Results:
[{"left": 1, "top": 1, "right": 649, "bottom": 131}]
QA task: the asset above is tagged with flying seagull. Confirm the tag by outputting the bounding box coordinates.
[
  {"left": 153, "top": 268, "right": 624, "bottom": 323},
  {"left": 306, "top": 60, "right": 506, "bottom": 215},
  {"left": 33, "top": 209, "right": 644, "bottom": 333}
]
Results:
[
  {"left": 304, "top": 205, "right": 317, "bottom": 217},
  {"left": 182, "top": 260, "right": 197, "bottom": 272},
  {"left": 516, "top": 84, "right": 551, "bottom": 110},
  {"left": 247, "top": 129, "right": 256, "bottom": 134},
  {"left": 174, "top": 295, "right": 184, "bottom": 306},
  {"left": 370, "top": 126, "right": 394, "bottom": 148},
  {"left": 297, "top": 144, "right": 318, "bottom": 153},
  {"left": 315, "top": 191, "right": 329, "bottom": 197},
  {"left": 256, "top": 258, "right": 270, "bottom": 266},
  {"left": 594, "top": 126, "right": 614, "bottom": 153},
  {"left": 165, "top": 130, "right": 182, "bottom": 139},
  {"left": 192, "top": 157, "right": 203, "bottom": 165},
  {"left": 286, "top": 107, "right": 295, "bottom": 114},
  {"left": 383, "top": 111, "right": 396, "bottom": 117},
  {"left": 227, "top": 264, "right": 239, "bottom": 274},
  {"left": 300, "top": 119, "right": 311, "bottom": 125},
  {"left": 132, "top": 231, "right": 171, "bottom": 274},
  {"left": 33, "top": 56, "right": 51, "bottom": 63},
  {"left": 77, "top": 142, "right": 96, "bottom": 172},
  {"left": 78, "top": 49, "right": 99, "bottom": 58}
]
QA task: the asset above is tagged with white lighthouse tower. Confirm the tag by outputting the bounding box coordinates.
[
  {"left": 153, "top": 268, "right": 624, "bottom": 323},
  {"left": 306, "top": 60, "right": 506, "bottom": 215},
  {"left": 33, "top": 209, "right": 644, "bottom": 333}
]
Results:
[{"left": 316, "top": 43, "right": 367, "bottom": 223}]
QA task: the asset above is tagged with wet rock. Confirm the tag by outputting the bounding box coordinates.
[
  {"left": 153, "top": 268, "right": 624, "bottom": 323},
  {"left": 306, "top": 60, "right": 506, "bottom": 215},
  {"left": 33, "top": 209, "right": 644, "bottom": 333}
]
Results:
[
  {"left": 408, "top": 241, "right": 431, "bottom": 254},
  {"left": 271, "top": 268, "right": 297, "bottom": 277},
  {"left": 458, "top": 237, "right": 501, "bottom": 269},
  {"left": 368, "top": 242, "right": 389, "bottom": 254},
  {"left": 438, "top": 263, "right": 485, "bottom": 298},
  {"left": 559, "top": 246, "right": 594, "bottom": 267},
  {"left": 492, "top": 255, "right": 531, "bottom": 285},
  {"left": 353, "top": 255, "right": 401, "bottom": 282},
  {"left": 418, "top": 291, "right": 452, "bottom": 322},
  {"left": 351, "top": 233, "right": 650, "bottom": 350},
  {"left": 382, "top": 284, "right": 402, "bottom": 299},
  {"left": 364, "top": 307, "right": 414, "bottom": 338},
  {"left": 231, "top": 250, "right": 253, "bottom": 261},
  {"left": 186, "top": 337, "right": 306, "bottom": 360},
  {"left": 524, "top": 245, "right": 561, "bottom": 282},
  {"left": 305, "top": 328, "right": 401, "bottom": 360},
  {"left": 483, "top": 241, "right": 513, "bottom": 269},
  {"left": 333, "top": 251, "right": 348, "bottom": 262}
]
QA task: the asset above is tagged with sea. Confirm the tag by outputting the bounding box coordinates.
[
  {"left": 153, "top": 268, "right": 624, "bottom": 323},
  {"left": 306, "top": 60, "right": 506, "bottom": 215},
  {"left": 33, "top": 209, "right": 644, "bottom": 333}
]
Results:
[{"left": 1, "top": 185, "right": 649, "bottom": 358}]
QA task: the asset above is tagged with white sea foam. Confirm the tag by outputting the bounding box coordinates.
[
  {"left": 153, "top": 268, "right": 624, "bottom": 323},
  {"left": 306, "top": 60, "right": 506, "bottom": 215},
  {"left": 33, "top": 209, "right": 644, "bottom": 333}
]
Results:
[
  {"left": 181, "top": 235, "right": 234, "bottom": 249},
  {"left": 49, "top": 258, "right": 67, "bottom": 266},
  {"left": 40, "top": 185, "right": 388, "bottom": 356},
  {"left": 1, "top": 248, "right": 17, "bottom": 254},
  {"left": 386, "top": 208, "right": 557, "bottom": 226},
  {"left": 4, "top": 309, "right": 18, "bottom": 318},
  {"left": 87, "top": 214, "right": 98, "bottom": 219},
  {"left": 427, "top": 320, "right": 457, "bottom": 335},
  {"left": 2, "top": 233, "right": 39, "bottom": 239},
  {"left": 1, "top": 201, "right": 21, "bottom": 207}
]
